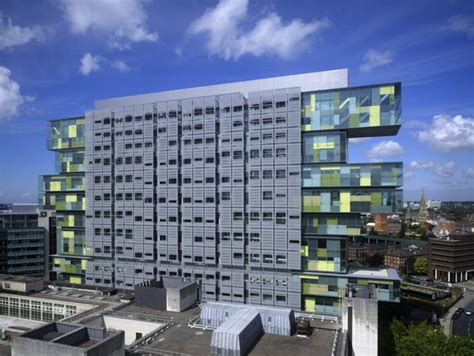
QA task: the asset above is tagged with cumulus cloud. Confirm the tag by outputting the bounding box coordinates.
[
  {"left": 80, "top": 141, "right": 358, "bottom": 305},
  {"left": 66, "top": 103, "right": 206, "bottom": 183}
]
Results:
[
  {"left": 0, "top": 66, "right": 31, "bottom": 121},
  {"left": 465, "top": 168, "right": 474, "bottom": 178},
  {"left": 442, "top": 15, "right": 474, "bottom": 39},
  {"left": 349, "top": 137, "right": 370, "bottom": 144},
  {"left": 416, "top": 114, "right": 474, "bottom": 152},
  {"left": 60, "top": 0, "right": 157, "bottom": 49},
  {"left": 79, "top": 53, "right": 102, "bottom": 76},
  {"left": 111, "top": 60, "right": 130, "bottom": 73},
  {"left": 367, "top": 140, "right": 405, "bottom": 160},
  {"left": 409, "top": 160, "right": 434, "bottom": 169},
  {"left": 360, "top": 49, "right": 393, "bottom": 72},
  {"left": 433, "top": 161, "right": 456, "bottom": 178},
  {"left": 0, "top": 12, "right": 47, "bottom": 50},
  {"left": 188, "top": 0, "right": 330, "bottom": 60},
  {"left": 79, "top": 53, "right": 130, "bottom": 76}
]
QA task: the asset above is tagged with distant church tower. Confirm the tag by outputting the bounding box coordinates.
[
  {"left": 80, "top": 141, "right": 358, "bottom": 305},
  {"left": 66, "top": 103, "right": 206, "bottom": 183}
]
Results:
[{"left": 418, "top": 189, "right": 429, "bottom": 222}]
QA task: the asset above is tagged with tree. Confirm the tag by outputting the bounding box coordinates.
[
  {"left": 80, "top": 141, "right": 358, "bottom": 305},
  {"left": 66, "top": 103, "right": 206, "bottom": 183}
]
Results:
[
  {"left": 367, "top": 253, "right": 384, "bottom": 267},
  {"left": 413, "top": 257, "right": 428, "bottom": 274},
  {"left": 390, "top": 320, "right": 474, "bottom": 356}
]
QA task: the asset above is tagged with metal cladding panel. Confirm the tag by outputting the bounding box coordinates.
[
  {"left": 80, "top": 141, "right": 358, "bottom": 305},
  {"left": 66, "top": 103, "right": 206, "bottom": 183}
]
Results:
[
  {"left": 95, "top": 69, "right": 348, "bottom": 109},
  {"left": 210, "top": 308, "right": 262, "bottom": 356}
]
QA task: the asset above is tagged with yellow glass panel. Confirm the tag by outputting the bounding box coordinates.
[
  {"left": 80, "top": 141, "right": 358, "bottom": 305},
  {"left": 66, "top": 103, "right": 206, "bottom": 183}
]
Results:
[
  {"left": 380, "top": 85, "right": 394, "bottom": 95},
  {"left": 340, "top": 192, "right": 351, "bottom": 212},
  {"left": 320, "top": 166, "right": 340, "bottom": 171},
  {"left": 300, "top": 245, "right": 309, "bottom": 257},
  {"left": 360, "top": 177, "right": 371, "bottom": 186},
  {"left": 68, "top": 214, "right": 75, "bottom": 226},
  {"left": 81, "top": 259, "right": 87, "bottom": 270},
  {"left": 53, "top": 258, "right": 60, "bottom": 265},
  {"left": 310, "top": 94, "right": 316, "bottom": 111},
  {"left": 314, "top": 142, "right": 335, "bottom": 149},
  {"left": 347, "top": 228, "right": 361, "bottom": 235},
  {"left": 63, "top": 231, "right": 75, "bottom": 238},
  {"left": 68, "top": 125, "right": 77, "bottom": 138},
  {"left": 304, "top": 297, "right": 316, "bottom": 312},
  {"left": 327, "top": 218, "right": 337, "bottom": 225},
  {"left": 70, "top": 276, "right": 82, "bottom": 284},
  {"left": 66, "top": 194, "right": 77, "bottom": 202},
  {"left": 82, "top": 197, "right": 86, "bottom": 209},
  {"left": 50, "top": 181, "right": 61, "bottom": 191},
  {"left": 339, "top": 97, "right": 350, "bottom": 109},
  {"left": 300, "top": 275, "right": 319, "bottom": 280},
  {"left": 369, "top": 106, "right": 380, "bottom": 126},
  {"left": 317, "top": 248, "right": 327, "bottom": 257}
]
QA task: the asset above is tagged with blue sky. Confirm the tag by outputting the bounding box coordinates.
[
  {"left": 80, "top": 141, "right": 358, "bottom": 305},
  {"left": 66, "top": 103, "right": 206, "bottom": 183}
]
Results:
[{"left": 0, "top": 0, "right": 473, "bottom": 203}]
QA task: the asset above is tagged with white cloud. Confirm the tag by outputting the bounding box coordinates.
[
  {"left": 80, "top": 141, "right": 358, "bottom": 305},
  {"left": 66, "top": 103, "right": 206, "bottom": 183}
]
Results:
[
  {"left": 79, "top": 53, "right": 103, "bottom": 76},
  {"left": 416, "top": 114, "right": 474, "bottom": 152},
  {"left": 409, "top": 160, "right": 434, "bottom": 169},
  {"left": 367, "top": 140, "right": 404, "bottom": 160},
  {"left": 465, "top": 168, "right": 474, "bottom": 178},
  {"left": 442, "top": 15, "right": 474, "bottom": 39},
  {"left": 60, "top": 0, "right": 157, "bottom": 49},
  {"left": 404, "top": 172, "right": 415, "bottom": 181},
  {"left": 21, "top": 192, "right": 32, "bottom": 198},
  {"left": 360, "top": 49, "right": 393, "bottom": 72},
  {"left": 111, "top": 60, "right": 130, "bottom": 73},
  {"left": 188, "top": 0, "right": 330, "bottom": 60},
  {"left": 433, "top": 161, "right": 456, "bottom": 178},
  {"left": 0, "top": 12, "right": 46, "bottom": 50},
  {"left": 349, "top": 137, "right": 370, "bottom": 144},
  {"left": 0, "top": 66, "right": 30, "bottom": 121}
]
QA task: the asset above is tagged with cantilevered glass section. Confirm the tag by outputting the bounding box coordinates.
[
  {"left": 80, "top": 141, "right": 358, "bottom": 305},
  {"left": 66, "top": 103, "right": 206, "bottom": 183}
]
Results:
[
  {"left": 48, "top": 118, "right": 85, "bottom": 150},
  {"left": 302, "top": 83, "right": 401, "bottom": 137},
  {"left": 302, "top": 162, "right": 402, "bottom": 188},
  {"left": 303, "top": 215, "right": 362, "bottom": 236},
  {"left": 303, "top": 189, "right": 402, "bottom": 214}
]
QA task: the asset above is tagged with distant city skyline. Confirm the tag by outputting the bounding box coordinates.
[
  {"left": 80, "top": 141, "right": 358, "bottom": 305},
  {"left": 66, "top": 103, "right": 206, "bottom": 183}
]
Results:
[{"left": 0, "top": 0, "right": 473, "bottom": 202}]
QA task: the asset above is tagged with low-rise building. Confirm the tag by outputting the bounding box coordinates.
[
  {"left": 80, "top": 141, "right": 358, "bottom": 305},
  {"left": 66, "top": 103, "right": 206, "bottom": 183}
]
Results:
[
  {"left": 0, "top": 275, "right": 44, "bottom": 294},
  {"left": 374, "top": 214, "right": 401, "bottom": 235},
  {"left": 12, "top": 322, "right": 124, "bottom": 356},
  {"left": 428, "top": 235, "right": 474, "bottom": 283},
  {"left": 384, "top": 247, "right": 427, "bottom": 271},
  {"left": 348, "top": 243, "right": 395, "bottom": 262}
]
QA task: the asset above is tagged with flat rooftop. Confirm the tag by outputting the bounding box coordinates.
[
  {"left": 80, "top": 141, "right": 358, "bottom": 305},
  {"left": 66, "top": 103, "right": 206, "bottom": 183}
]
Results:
[
  {"left": 0, "top": 274, "right": 42, "bottom": 284},
  {"left": 120, "top": 303, "right": 337, "bottom": 356},
  {"left": 94, "top": 69, "right": 348, "bottom": 109}
]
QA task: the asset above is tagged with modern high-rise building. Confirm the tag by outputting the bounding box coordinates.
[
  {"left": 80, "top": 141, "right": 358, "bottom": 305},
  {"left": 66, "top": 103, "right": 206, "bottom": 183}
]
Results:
[
  {"left": 36, "top": 70, "right": 401, "bottom": 312},
  {"left": 78, "top": 69, "right": 403, "bottom": 314},
  {"left": 40, "top": 117, "right": 89, "bottom": 284}
]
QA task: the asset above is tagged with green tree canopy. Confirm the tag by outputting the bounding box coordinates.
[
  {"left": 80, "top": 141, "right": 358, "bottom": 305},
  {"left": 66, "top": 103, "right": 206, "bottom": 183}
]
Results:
[
  {"left": 413, "top": 257, "right": 428, "bottom": 274},
  {"left": 391, "top": 320, "right": 474, "bottom": 356}
]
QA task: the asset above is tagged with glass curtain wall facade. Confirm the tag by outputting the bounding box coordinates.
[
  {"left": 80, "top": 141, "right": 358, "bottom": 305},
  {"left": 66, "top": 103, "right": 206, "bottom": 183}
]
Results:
[
  {"left": 40, "top": 118, "right": 89, "bottom": 284},
  {"left": 300, "top": 83, "right": 403, "bottom": 314}
]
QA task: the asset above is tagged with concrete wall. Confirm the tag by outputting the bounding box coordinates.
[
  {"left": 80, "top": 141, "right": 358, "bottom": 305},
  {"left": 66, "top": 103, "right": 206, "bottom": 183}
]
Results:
[
  {"left": 135, "top": 285, "right": 167, "bottom": 310},
  {"left": 103, "top": 316, "right": 163, "bottom": 345},
  {"left": 342, "top": 297, "right": 378, "bottom": 356}
]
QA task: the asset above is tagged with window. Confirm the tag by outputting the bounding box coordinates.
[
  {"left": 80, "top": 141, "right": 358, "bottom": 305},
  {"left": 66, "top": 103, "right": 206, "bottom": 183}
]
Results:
[
  {"left": 275, "top": 116, "right": 286, "bottom": 124},
  {"left": 206, "top": 137, "right": 214, "bottom": 144},
  {"left": 263, "top": 212, "right": 273, "bottom": 221},
  {"left": 263, "top": 170, "right": 272, "bottom": 179},
  {"left": 233, "top": 212, "right": 243, "bottom": 221},
  {"left": 250, "top": 150, "right": 259, "bottom": 158},
  {"left": 221, "top": 151, "right": 230, "bottom": 157},
  {"left": 221, "top": 192, "right": 230, "bottom": 201},
  {"left": 233, "top": 151, "right": 243, "bottom": 159},
  {"left": 276, "top": 101, "right": 286, "bottom": 108},
  {"left": 276, "top": 132, "right": 286, "bottom": 139},
  {"left": 276, "top": 212, "right": 286, "bottom": 224},
  {"left": 263, "top": 133, "right": 272, "bottom": 140},
  {"left": 263, "top": 149, "right": 272, "bottom": 158},
  {"left": 116, "top": 175, "right": 123, "bottom": 183},
  {"left": 276, "top": 169, "right": 286, "bottom": 179},
  {"left": 263, "top": 191, "right": 273, "bottom": 200},
  {"left": 250, "top": 212, "right": 260, "bottom": 221},
  {"left": 125, "top": 157, "right": 132, "bottom": 164},
  {"left": 206, "top": 157, "right": 214, "bottom": 163},
  {"left": 125, "top": 175, "right": 133, "bottom": 182},
  {"left": 262, "top": 117, "right": 272, "bottom": 124},
  {"left": 94, "top": 176, "right": 101, "bottom": 183},
  {"left": 116, "top": 157, "right": 123, "bottom": 165},
  {"left": 183, "top": 139, "right": 191, "bottom": 145},
  {"left": 250, "top": 170, "right": 259, "bottom": 179},
  {"left": 169, "top": 140, "right": 177, "bottom": 146},
  {"left": 194, "top": 138, "right": 203, "bottom": 144},
  {"left": 276, "top": 148, "right": 286, "bottom": 157}
]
